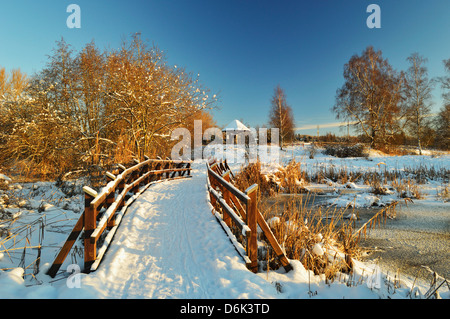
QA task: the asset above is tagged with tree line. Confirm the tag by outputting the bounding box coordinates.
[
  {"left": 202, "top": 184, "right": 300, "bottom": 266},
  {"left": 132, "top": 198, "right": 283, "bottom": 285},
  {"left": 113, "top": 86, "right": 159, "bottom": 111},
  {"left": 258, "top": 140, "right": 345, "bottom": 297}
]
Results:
[
  {"left": 0, "top": 34, "right": 217, "bottom": 178},
  {"left": 333, "top": 46, "right": 449, "bottom": 153},
  {"left": 1, "top": 40, "right": 448, "bottom": 179},
  {"left": 267, "top": 46, "right": 449, "bottom": 153}
]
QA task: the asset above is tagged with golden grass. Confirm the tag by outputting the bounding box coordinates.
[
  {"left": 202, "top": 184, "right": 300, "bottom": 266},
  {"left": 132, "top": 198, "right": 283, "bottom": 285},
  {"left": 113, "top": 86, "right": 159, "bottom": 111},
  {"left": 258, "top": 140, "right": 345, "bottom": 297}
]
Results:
[
  {"left": 234, "top": 159, "right": 401, "bottom": 279},
  {"left": 259, "top": 195, "right": 362, "bottom": 278}
]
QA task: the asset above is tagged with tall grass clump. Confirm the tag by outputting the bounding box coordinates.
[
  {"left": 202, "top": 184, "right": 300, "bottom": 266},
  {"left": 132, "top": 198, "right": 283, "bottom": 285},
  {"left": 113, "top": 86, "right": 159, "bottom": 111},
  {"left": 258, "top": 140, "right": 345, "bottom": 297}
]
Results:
[
  {"left": 234, "top": 162, "right": 359, "bottom": 278},
  {"left": 233, "top": 161, "right": 277, "bottom": 198},
  {"left": 260, "top": 195, "right": 360, "bottom": 279},
  {"left": 233, "top": 159, "right": 403, "bottom": 280},
  {"left": 234, "top": 159, "right": 309, "bottom": 197}
]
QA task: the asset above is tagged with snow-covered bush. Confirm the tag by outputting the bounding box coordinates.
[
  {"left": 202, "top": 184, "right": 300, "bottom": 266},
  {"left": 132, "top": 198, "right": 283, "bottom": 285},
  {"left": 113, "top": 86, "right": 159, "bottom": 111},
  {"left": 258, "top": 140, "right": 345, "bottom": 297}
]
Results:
[{"left": 1, "top": 35, "right": 218, "bottom": 180}]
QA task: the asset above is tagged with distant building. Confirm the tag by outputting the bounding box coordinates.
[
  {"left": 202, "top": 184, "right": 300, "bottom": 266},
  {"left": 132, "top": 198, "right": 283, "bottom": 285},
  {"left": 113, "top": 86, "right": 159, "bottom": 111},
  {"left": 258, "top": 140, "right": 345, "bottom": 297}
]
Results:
[{"left": 222, "top": 119, "right": 251, "bottom": 144}]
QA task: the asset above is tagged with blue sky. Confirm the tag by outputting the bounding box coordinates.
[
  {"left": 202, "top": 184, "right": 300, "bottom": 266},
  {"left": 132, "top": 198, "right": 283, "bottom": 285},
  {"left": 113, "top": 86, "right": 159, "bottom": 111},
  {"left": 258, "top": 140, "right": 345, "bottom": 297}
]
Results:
[{"left": 1, "top": 0, "right": 449, "bottom": 135}]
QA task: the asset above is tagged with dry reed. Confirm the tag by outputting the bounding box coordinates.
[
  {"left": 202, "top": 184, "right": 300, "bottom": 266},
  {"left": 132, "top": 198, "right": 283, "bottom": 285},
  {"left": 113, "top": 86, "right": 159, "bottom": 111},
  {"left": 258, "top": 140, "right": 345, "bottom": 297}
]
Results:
[{"left": 233, "top": 159, "right": 401, "bottom": 279}]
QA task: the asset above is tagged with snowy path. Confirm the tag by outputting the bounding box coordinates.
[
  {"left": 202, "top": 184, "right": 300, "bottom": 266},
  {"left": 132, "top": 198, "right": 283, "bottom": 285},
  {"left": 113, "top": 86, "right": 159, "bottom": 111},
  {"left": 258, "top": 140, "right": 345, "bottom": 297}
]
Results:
[{"left": 76, "top": 163, "right": 278, "bottom": 298}]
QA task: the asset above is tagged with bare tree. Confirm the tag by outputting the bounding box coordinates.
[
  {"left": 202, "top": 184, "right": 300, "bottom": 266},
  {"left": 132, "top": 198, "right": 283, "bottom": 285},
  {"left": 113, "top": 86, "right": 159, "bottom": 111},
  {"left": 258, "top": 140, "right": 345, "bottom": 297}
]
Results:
[
  {"left": 333, "top": 46, "right": 404, "bottom": 149},
  {"left": 0, "top": 67, "right": 29, "bottom": 153},
  {"left": 435, "top": 59, "right": 450, "bottom": 149},
  {"left": 403, "top": 53, "right": 434, "bottom": 154},
  {"left": 268, "top": 85, "right": 295, "bottom": 150},
  {"left": 439, "top": 59, "right": 450, "bottom": 106}
]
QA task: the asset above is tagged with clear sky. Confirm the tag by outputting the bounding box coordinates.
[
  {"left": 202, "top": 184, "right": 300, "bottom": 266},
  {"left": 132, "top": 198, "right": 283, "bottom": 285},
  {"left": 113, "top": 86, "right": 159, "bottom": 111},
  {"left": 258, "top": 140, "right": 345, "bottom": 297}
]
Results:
[{"left": 1, "top": 0, "right": 449, "bottom": 135}]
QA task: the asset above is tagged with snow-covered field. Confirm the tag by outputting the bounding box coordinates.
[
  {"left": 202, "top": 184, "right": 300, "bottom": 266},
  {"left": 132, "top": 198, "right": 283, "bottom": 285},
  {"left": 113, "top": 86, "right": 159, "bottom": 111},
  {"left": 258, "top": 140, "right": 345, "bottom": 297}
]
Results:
[{"left": 0, "top": 144, "right": 448, "bottom": 299}]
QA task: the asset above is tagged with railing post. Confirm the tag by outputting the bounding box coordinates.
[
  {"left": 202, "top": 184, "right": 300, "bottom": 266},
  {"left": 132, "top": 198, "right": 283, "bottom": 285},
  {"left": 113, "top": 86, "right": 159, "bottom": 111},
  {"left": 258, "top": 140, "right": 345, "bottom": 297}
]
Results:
[
  {"left": 133, "top": 169, "right": 140, "bottom": 193},
  {"left": 186, "top": 162, "right": 191, "bottom": 176},
  {"left": 165, "top": 161, "right": 172, "bottom": 179},
  {"left": 222, "top": 171, "right": 232, "bottom": 227},
  {"left": 83, "top": 187, "right": 98, "bottom": 273},
  {"left": 151, "top": 162, "right": 159, "bottom": 181},
  {"left": 207, "top": 170, "right": 217, "bottom": 210},
  {"left": 117, "top": 164, "right": 126, "bottom": 211},
  {"left": 245, "top": 184, "right": 258, "bottom": 273},
  {"left": 144, "top": 162, "right": 151, "bottom": 184},
  {"left": 105, "top": 172, "right": 116, "bottom": 229}
]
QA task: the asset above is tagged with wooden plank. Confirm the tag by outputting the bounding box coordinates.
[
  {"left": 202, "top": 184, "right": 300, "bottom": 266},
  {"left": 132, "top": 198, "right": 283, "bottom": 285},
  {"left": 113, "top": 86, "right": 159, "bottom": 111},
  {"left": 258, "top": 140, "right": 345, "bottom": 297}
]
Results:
[
  {"left": 210, "top": 163, "right": 219, "bottom": 172},
  {"left": 170, "top": 162, "right": 183, "bottom": 178},
  {"left": 222, "top": 172, "right": 232, "bottom": 227},
  {"left": 90, "top": 185, "right": 129, "bottom": 244},
  {"left": 246, "top": 184, "right": 258, "bottom": 273},
  {"left": 206, "top": 169, "right": 217, "bottom": 210},
  {"left": 90, "top": 179, "right": 120, "bottom": 210},
  {"left": 187, "top": 162, "right": 191, "bottom": 176},
  {"left": 224, "top": 160, "right": 235, "bottom": 179},
  {"left": 229, "top": 192, "right": 246, "bottom": 220},
  {"left": 207, "top": 166, "right": 249, "bottom": 203},
  {"left": 106, "top": 171, "right": 116, "bottom": 181},
  {"left": 84, "top": 192, "right": 97, "bottom": 273},
  {"left": 105, "top": 187, "right": 116, "bottom": 229},
  {"left": 219, "top": 162, "right": 227, "bottom": 175},
  {"left": 256, "top": 210, "right": 292, "bottom": 272},
  {"left": 46, "top": 213, "right": 84, "bottom": 278},
  {"left": 82, "top": 186, "right": 98, "bottom": 198},
  {"left": 132, "top": 168, "right": 140, "bottom": 194},
  {"left": 208, "top": 186, "right": 250, "bottom": 236},
  {"left": 184, "top": 162, "right": 191, "bottom": 176}
]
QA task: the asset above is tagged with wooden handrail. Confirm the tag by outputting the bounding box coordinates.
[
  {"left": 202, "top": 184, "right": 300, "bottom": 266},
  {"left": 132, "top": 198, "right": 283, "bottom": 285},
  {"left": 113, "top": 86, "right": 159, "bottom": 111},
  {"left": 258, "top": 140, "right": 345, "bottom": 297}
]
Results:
[
  {"left": 46, "top": 158, "right": 192, "bottom": 278},
  {"left": 206, "top": 160, "right": 292, "bottom": 273},
  {"left": 208, "top": 186, "right": 250, "bottom": 236},
  {"left": 207, "top": 165, "right": 250, "bottom": 203}
]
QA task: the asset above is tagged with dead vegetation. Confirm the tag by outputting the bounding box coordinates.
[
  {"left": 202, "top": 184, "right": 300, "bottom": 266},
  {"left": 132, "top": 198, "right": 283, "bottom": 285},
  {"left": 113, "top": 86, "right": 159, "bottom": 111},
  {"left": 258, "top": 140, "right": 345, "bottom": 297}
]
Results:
[
  {"left": 259, "top": 196, "right": 359, "bottom": 279},
  {"left": 231, "top": 155, "right": 447, "bottom": 284},
  {"left": 232, "top": 160, "right": 403, "bottom": 281},
  {"left": 233, "top": 159, "right": 309, "bottom": 199}
]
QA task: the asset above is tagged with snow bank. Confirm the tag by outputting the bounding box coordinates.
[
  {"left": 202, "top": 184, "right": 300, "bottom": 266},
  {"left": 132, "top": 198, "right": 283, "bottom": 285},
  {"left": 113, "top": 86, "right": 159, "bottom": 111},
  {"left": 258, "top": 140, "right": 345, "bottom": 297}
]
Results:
[{"left": 0, "top": 173, "right": 11, "bottom": 182}]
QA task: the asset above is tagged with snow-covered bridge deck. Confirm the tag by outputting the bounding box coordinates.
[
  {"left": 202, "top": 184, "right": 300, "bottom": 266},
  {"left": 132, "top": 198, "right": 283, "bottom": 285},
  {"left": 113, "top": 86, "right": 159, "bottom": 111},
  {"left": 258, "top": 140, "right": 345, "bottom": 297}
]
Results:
[{"left": 76, "top": 163, "right": 277, "bottom": 298}]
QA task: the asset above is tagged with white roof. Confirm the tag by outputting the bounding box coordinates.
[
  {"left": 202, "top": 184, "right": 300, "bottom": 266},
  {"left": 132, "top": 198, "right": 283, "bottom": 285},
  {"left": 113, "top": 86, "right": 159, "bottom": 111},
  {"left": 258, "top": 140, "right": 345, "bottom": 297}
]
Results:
[{"left": 222, "top": 119, "right": 250, "bottom": 132}]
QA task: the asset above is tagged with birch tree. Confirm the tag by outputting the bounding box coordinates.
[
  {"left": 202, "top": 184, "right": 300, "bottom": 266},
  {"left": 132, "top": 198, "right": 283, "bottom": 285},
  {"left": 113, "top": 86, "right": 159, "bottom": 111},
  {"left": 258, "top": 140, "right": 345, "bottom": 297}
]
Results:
[
  {"left": 333, "top": 46, "right": 404, "bottom": 149},
  {"left": 403, "top": 53, "right": 434, "bottom": 154},
  {"left": 268, "top": 85, "right": 295, "bottom": 150},
  {"left": 435, "top": 59, "right": 450, "bottom": 149}
]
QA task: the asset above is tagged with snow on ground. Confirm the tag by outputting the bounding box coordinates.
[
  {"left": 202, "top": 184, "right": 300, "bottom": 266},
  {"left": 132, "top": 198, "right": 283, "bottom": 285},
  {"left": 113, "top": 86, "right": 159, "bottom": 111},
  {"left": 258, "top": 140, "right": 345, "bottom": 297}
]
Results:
[{"left": 0, "top": 145, "right": 449, "bottom": 299}]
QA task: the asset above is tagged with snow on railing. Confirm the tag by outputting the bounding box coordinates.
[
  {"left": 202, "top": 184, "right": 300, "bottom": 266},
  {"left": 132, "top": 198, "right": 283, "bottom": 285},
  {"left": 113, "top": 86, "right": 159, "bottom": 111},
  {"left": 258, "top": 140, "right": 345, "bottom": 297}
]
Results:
[{"left": 206, "top": 159, "right": 292, "bottom": 273}]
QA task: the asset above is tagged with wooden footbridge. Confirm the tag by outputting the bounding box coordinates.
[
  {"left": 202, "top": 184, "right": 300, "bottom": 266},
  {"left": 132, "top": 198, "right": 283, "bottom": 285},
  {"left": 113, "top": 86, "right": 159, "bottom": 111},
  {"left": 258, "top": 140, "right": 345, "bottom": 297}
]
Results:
[{"left": 46, "top": 158, "right": 291, "bottom": 279}]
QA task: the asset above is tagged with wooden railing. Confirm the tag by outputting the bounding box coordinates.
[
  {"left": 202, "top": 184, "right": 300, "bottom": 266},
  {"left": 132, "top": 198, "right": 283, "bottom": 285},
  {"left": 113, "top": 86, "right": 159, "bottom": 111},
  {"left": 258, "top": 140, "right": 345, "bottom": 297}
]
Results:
[
  {"left": 206, "top": 160, "right": 292, "bottom": 273},
  {"left": 47, "top": 158, "right": 192, "bottom": 278}
]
